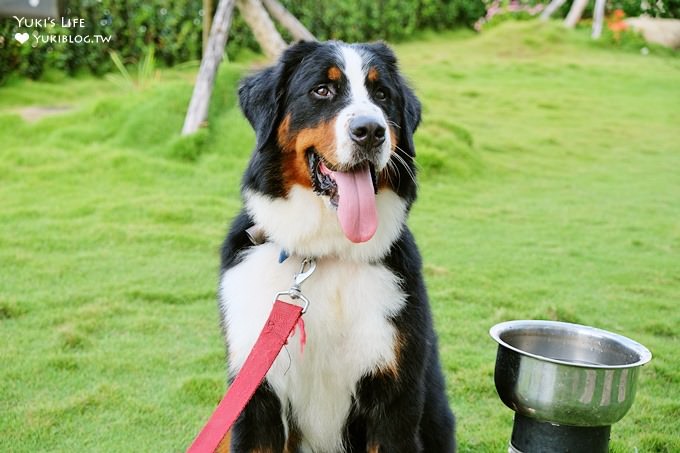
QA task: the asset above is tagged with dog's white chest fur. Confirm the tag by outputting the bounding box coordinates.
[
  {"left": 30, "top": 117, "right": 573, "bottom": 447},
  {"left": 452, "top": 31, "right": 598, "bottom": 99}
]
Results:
[{"left": 220, "top": 243, "right": 406, "bottom": 452}]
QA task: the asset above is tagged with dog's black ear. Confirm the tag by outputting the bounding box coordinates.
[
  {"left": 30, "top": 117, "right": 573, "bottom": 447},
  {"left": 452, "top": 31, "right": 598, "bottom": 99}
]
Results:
[
  {"left": 238, "top": 66, "right": 280, "bottom": 147},
  {"left": 399, "top": 80, "right": 422, "bottom": 157},
  {"left": 239, "top": 41, "right": 322, "bottom": 149}
]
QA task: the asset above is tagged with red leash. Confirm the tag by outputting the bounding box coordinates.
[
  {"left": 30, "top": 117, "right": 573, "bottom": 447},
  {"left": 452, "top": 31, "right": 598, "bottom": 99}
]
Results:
[{"left": 186, "top": 259, "right": 316, "bottom": 453}]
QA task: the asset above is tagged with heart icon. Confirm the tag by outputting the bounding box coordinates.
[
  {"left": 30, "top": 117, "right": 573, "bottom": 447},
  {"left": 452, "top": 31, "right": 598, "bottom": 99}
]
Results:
[{"left": 15, "top": 32, "right": 29, "bottom": 44}]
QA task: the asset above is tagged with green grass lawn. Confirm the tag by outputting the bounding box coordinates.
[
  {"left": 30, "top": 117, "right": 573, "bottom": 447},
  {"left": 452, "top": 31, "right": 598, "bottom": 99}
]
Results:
[{"left": 1, "top": 21, "right": 679, "bottom": 452}]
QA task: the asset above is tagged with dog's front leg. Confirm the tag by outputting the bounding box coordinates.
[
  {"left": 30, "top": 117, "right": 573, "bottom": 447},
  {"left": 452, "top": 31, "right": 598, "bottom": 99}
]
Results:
[
  {"left": 358, "top": 375, "right": 425, "bottom": 453},
  {"left": 230, "top": 381, "right": 285, "bottom": 452},
  {"left": 367, "top": 399, "right": 424, "bottom": 452}
]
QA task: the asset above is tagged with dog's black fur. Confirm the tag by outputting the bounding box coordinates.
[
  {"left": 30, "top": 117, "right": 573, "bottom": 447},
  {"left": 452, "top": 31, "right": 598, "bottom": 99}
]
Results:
[{"left": 219, "top": 41, "right": 455, "bottom": 452}]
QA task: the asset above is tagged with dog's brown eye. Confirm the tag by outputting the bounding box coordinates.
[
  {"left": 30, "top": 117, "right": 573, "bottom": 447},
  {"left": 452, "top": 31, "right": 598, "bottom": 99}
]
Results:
[
  {"left": 312, "top": 84, "right": 334, "bottom": 99},
  {"left": 374, "top": 88, "right": 387, "bottom": 101}
]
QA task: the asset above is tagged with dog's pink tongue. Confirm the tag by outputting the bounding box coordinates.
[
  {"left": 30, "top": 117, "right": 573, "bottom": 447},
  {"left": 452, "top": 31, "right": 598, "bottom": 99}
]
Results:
[{"left": 328, "top": 166, "right": 378, "bottom": 243}]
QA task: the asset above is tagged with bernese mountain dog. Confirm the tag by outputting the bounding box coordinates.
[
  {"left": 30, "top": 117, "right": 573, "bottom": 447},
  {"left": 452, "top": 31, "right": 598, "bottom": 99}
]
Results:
[{"left": 218, "top": 40, "right": 455, "bottom": 452}]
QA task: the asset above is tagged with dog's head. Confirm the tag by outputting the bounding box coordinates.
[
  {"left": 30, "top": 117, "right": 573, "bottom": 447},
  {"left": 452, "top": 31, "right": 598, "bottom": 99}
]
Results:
[{"left": 239, "top": 41, "right": 421, "bottom": 260}]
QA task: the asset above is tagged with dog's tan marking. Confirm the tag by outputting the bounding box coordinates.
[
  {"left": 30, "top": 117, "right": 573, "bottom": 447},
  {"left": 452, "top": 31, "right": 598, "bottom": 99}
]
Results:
[
  {"left": 377, "top": 125, "right": 400, "bottom": 190},
  {"left": 389, "top": 125, "right": 398, "bottom": 152},
  {"left": 367, "top": 66, "right": 379, "bottom": 82},
  {"left": 367, "top": 443, "right": 381, "bottom": 453},
  {"left": 277, "top": 114, "right": 313, "bottom": 190},
  {"left": 277, "top": 113, "right": 340, "bottom": 192},
  {"left": 328, "top": 65, "right": 342, "bottom": 81},
  {"left": 295, "top": 122, "right": 338, "bottom": 165},
  {"left": 214, "top": 431, "right": 231, "bottom": 453},
  {"left": 370, "top": 330, "right": 405, "bottom": 381},
  {"left": 277, "top": 113, "right": 293, "bottom": 150},
  {"left": 283, "top": 426, "right": 302, "bottom": 453}
]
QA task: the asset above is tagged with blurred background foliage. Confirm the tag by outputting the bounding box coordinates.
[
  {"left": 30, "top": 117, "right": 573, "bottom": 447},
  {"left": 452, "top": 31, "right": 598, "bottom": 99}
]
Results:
[{"left": 0, "top": 0, "right": 678, "bottom": 85}]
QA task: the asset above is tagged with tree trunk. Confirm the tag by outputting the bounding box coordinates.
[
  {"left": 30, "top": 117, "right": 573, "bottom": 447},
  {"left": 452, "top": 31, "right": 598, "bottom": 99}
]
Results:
[
  {"left": 540, "top": 0, "right": 568, "bottom": 21},
  {"left": 202, "top": 0, "right": 213, "bottom": 57},
  {"left": 262, "top": 0, "right": 316, "bottom": 42},
  {"left": 591, "top": 0, "right": 606, "bottom": 38},
  {"left": 564, "top": 0, "right": 589, "bottom": 28},
  {"left": 182, "top": 0, "right": 236, "bottom": 135},
  {"left": 236, "top": 0, "right": 286, "bottom": 59}
]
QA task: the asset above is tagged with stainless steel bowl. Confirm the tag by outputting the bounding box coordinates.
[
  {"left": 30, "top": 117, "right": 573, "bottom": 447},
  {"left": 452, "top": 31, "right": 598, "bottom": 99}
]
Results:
[{"left": 490, "top": 320, "right": 651, "bottom": 427}]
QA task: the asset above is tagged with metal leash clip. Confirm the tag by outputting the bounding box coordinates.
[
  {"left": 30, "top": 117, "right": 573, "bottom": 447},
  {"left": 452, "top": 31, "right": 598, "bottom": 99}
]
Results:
[{"left": 274, "top": 258, "right": 316, "bottom": 314}]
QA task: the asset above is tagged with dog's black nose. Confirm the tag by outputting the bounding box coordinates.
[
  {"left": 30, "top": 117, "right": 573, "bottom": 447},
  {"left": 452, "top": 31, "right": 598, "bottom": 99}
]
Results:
[{"left": 349, "top": 116, "right": 386, "bottom": 149}]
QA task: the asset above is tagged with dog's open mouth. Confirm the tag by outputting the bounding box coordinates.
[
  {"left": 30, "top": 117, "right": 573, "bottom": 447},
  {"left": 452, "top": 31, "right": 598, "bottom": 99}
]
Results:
[{"left": 308, "top": 151, "right": 378, "bottom": 243}]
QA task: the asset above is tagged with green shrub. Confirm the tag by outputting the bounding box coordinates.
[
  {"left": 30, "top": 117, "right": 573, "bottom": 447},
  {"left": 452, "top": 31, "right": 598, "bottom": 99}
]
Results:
[
  {"left": 0, "top": 0, "right": 489, "bottom": 85},
  {"left": 612, "top": 0, "right": 680, "bottom": 19},
  {"left": 0, "top": 0, "right": 206, "bottom": 83},
  {"left": 553, "top": 0, "right": 680, "bottom": 20}
]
